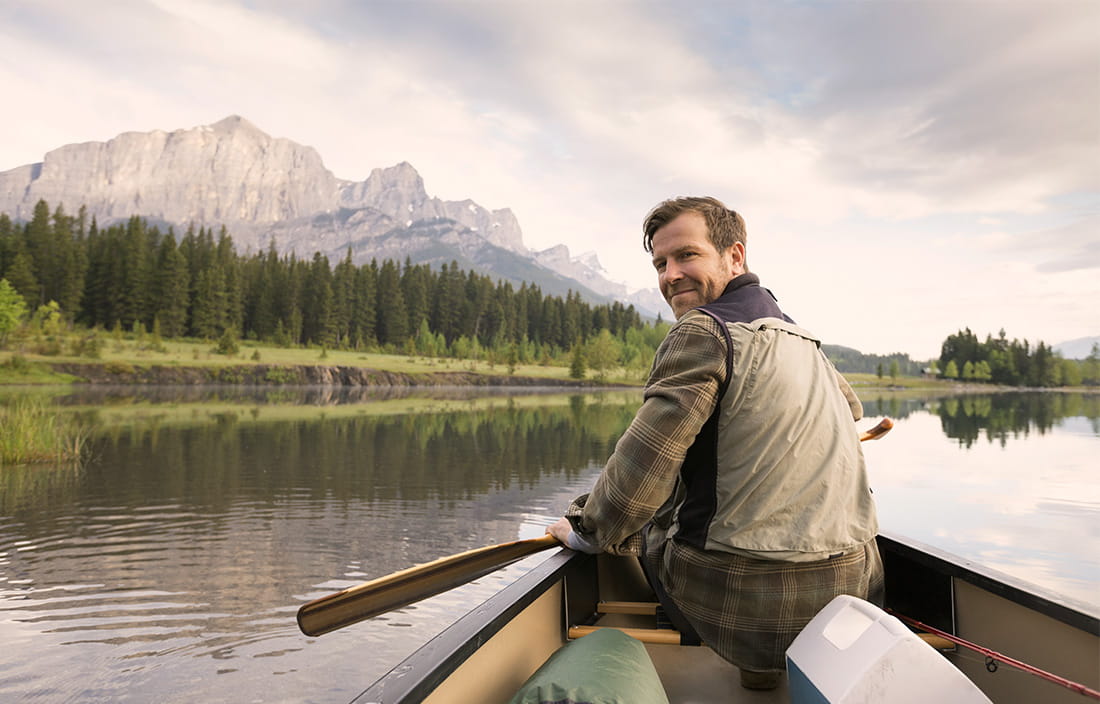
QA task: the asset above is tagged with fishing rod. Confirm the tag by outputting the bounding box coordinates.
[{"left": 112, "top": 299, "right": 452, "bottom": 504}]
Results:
[{"left": 889, "top": 610, "right": 1100, "bottom": 700}]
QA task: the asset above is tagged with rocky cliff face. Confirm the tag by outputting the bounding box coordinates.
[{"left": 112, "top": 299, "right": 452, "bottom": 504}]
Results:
[
  {"left": 0, "top": 115, "right": 661, "bottom": 316},
  {"left": 0, "top": 116, "right": 339, "bottom": 226}
]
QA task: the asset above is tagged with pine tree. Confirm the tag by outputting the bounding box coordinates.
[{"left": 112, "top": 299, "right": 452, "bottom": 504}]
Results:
[
  {"left": 246, "top": 241, "right": 282, "bottom": 341},
  {"left": 80, "top": 220, "right": 124, "bottom": 327},
  {"left": 281, "top": 256, "right": 306, "bottom": 345},
  {"left": 331, "top": 249, "right": 356, "bottom": 346},
  {"left": 375, "top": 259, "right": 408, "bottom": 346},
  {"left": 216, "top": 227, "right": 244, "bottom": 333},
  {"left": 463, "top": 272, "right": 493, "bottom": 342},
  {"left": 351, "top": 260, "right": 378, "bottom": 347},
  {"left": 119, "top": 216, "right": 152, "bottom": 327},
  {"left": 56, "top": 208, "right": 87, "bottom": 317},
  {"left": 22, "top": 199, "right": 52, "bottom": 306},
  {"left": 191, "top": 265, "right": 229, "bottom": 339},
  {"left": 430, "top": 262, "right": 464, "bottom": 343},
  {"left": 153, "top": 234, "right": 191, "bottom": 337},
  {"left": 402, "top": 259, "right": 431, "bottom": 335},
  {"left": 569, "top": 343, "right": 587, "bottom": 380},
  {"left": 4, "top": 251, "right": 39, "bottom": 307},
  {"left": 0, "top": 213, "right": 13, "bottom": 274},
  {"left": 301, "top": 253, "right": 335, "bottom": 346},
  {"left": 562, "top": 291, "right": 582, "bottom": 346},
  {"left": 540, "top": 298, "right": 562, "bottom": 350}
]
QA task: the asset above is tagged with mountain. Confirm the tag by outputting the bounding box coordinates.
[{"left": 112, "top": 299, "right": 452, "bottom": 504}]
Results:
[
  {"left": 0, "top": 115, "right": 665, "bottom": 315},
  {"left": 1054, "top": 336, "right": 1100, "bottom": 360}
]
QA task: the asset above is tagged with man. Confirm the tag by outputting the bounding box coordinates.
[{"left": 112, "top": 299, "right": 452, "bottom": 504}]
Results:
[{"left": 547, "top": 197, "right": 882, "bottom": 690}]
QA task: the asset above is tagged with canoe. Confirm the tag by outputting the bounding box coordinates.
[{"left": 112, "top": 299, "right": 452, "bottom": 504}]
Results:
[{"left": 345, "top": 531, "right": 1099, "bottom": 703}]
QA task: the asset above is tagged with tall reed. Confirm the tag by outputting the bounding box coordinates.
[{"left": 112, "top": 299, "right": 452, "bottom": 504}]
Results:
[{"left": 0, "top": 398, "right": 88, "bottom": 466}]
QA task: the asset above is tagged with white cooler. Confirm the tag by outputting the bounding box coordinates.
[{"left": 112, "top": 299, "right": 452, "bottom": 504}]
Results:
[{"left": 785, "top": 594, "right": 991, "bottom": 704}]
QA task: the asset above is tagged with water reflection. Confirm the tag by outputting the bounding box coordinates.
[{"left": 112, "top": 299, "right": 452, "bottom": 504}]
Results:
[
  {"left": 933, "top": 392, "right": 1100, "bottom": 447},
  {"left": 861, "top": 391, "right": 1100, "bottom": 444},
  {"left": 0, "top": 390, "right": 637, "bottom": 703},
  {"left": 858, "top": 393, "right": 1099, "bottom": 613}
]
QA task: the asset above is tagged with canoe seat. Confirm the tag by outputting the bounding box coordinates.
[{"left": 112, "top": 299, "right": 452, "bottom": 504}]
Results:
[{"left": 508, "top": 627, "right": 670, "bottom": 704}]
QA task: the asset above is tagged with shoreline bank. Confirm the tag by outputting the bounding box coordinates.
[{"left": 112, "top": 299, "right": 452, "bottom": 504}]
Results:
[{"left": 47, "top": 362, "right": 627, "bottom": 388}]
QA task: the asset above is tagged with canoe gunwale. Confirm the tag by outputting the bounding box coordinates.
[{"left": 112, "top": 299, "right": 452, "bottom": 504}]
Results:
[
  {"left": 350, "top": 548, "right": 590, "bottom": 704},
  {"left": 879, "top": 530, "right": 1099, "bottom": 634}
]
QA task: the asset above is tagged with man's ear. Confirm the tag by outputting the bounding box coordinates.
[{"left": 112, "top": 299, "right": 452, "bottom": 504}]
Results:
[{"left": 727, "top": 242, "right": 746, "bottom": 274}]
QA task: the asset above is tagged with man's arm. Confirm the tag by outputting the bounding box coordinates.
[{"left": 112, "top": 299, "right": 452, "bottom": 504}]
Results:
[
  {"left": 569, "top": 314, "right": 728, "bottom": 554},
  {"left": 829, "top": 359, "right": 863, "bottom": 421}
]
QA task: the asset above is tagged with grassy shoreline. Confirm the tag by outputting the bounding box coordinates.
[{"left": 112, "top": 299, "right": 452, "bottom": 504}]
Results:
[
  {"left": 0, "top": 337, "right": 605, "bottom": 385},
  {"left": 0, "top": 397, "right": 87, "bottom": 466},
  {"left": 1, "top": 338, "right": 1094, "bottom": 393}
]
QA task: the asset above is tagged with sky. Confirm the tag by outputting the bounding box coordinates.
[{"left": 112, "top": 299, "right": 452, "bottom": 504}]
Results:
[{"left": 0, "top": 0, "right": 1097, "bottom": 359}]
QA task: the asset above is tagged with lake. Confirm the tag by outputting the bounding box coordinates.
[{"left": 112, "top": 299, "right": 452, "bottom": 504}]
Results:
[{"left": 1, "top": 386, "right": 1097, "bottom": 703}]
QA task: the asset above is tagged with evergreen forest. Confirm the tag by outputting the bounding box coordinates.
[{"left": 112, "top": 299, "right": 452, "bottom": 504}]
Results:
[{"left": 0, "top": 200, "right": 668, "bottom": 377}]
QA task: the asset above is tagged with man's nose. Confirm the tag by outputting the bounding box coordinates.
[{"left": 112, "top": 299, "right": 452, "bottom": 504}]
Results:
[{"left": 662, "top": 260, "right": 682, "bottom": 283}]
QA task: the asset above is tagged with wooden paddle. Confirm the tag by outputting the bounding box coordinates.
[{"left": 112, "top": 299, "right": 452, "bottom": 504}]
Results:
[
  {"left": 297, "top": 417, "right": 895, "bottom": 637},
  {"left": 297, "top": 533, "right": 560, "bottom": 636},
  {"left": 859, "top": 417, "right": 893, "bottom": 442}
]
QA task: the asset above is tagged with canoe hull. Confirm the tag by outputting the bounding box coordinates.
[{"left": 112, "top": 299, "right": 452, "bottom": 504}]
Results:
[{"left": 353, "top": 533, "right": 1100, "bottom": 704}]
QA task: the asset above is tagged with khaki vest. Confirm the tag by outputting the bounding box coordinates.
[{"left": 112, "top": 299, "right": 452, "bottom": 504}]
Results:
[{"left": 669, "top": 308, "right": 878, "bottom": 562}]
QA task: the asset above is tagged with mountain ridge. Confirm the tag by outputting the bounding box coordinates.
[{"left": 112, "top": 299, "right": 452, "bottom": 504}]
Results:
[
  {"left": 1053, "top": 336, "right": 1100, "bottom": 360},
  {"left": 0, "top": 115, "right": 666, "bottom": 317}
]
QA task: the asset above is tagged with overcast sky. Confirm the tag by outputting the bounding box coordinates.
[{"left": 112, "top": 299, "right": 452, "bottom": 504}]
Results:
[{"left": 1, "top": 0, "right": 1096, "bottom": 358}]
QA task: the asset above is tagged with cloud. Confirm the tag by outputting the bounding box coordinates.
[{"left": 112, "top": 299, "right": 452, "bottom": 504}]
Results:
[
  {"left": 0, "top": 0, "right": 1096, "bottom": 356},
  {"left": 1032, "top": 218, "right": 1100, "bottom": 273},
  {"left": 748, "top": 1, "right": 1100, "bottom": 213}
]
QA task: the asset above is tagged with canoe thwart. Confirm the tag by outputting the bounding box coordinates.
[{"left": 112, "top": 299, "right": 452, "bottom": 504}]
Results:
[
  {"left": 596, "top": 601, "right": 661, "bottom": 616},
  {"left": 918, "top": 633, "right": 957, "bottom": 650},
  {"left": 568, "top": 625, "right": 688, "bottom": 646}
]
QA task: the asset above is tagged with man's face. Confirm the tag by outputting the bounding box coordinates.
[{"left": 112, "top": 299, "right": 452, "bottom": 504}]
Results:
[{"left": 650, "top": 212, "right": 744, "bottom": 319}]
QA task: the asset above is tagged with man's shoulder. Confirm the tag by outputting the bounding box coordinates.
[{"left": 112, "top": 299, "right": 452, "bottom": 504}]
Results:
[
  {"left": 658, "top": 312, "right": 729, "bottom": 358},
  {"left": 672, "top": 309, "right": 727, "bottom": 335}
]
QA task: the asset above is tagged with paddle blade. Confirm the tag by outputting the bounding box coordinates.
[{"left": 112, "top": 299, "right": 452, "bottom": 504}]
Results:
[
  {"left": 297, "top": 534, "right": 560, "bottom": 636},
  {"left": 859, "top": 417, "right": 894, "bottom": 442}
]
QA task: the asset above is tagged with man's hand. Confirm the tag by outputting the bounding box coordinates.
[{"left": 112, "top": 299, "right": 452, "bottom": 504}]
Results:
[
  {"left": 546, "top": 517, "right": 600, "bottom": 554},
  {"left": 547, "top": 517, "right": 574, "bottom": 543}
]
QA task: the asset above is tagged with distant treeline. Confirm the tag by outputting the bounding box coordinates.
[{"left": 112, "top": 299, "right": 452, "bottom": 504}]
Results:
[
  {"left": 820, "top": 328, "right": 1098, "bottom": 389},
  {"left": 0, "top": 200, "right": 667, "bottom": 371},
  {"left": 938, "top": 328, "right": 1099, "bottom": 387},
  {"left": 821, "top": 345, "right": 925, "bottom": 377}
]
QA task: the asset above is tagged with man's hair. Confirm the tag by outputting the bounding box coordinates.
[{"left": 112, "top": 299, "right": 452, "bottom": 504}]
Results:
[{"left": 642, "top": 196, "right": 747, "bottom": 254}]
